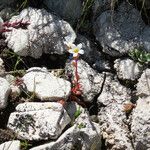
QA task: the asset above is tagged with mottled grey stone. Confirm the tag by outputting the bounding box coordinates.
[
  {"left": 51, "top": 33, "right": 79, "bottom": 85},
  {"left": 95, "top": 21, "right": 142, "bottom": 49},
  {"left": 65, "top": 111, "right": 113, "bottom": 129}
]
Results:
[
  {"left": 131, "top": 96, "right": 150, "bottom": 149},
  {"left": 7, "top": 102, "right": 71, "bottom": 140}
]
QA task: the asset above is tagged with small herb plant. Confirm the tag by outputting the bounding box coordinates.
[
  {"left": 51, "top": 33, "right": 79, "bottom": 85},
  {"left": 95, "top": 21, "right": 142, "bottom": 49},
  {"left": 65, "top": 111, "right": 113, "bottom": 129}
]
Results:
[
  {"left": 65, "top": 42, "right": 84, "bottom": 96},
  {"left": 129, "top": 48, "right": 150, "bottom": 65}
]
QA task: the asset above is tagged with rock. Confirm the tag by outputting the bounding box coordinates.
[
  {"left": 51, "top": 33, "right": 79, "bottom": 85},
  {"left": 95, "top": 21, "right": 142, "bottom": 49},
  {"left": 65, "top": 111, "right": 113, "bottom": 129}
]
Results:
[
  {"left": 0, "top": 77, "right": 11, "bottom": 109},
  {"left": 43, "top": 0, "right": 82, "bottom": 25},
  {"left": 7, "top": 102, "right": 71, "bottom": 140},
  {"left": 114, "top": 58, "right": 142, "bottom": 81},
  {"left": 5, "top": 75, "right": 21, "bottom": 99},
  {"left": 136, "top": 69, "right": 150, "bottom": 97},
  {"left": 131, "top": 96, "right": 150, "bottom": 149},
  {"left": 30, "top": 113, "right": 101, "bottom": 150},
  {"left": 76, "top": 35, "right": 111, "bottom": 72},
  {"left": 92, "top": 0, "right": 116, "bottom": 20},
  {"left": 65, "top": 59, "right": 105, "bottom": 102},
  {"left": 0, "top": 140, "right": 20, "bottom": 150},
  {"left": 140, "top": 26, "right": 150, "bottom": 52},
  {"left": 64, "top": 101, "right": 85, "bottom": 120},
  {"left": 98, "top": 73, "right": 131, "bottom": 105},
  {"left": 0, "top": 58, "right": 5, "bottom": 76},
  {"left": 97, "top": 73, "right": 133, "bottom": 149},
  {"left": 0, "top": 0, "right": 17, "bottom": 10},
  {"left": 22, "top": 67, "right": 71, "bottom": 101},
  {"left": 94, "top": 2, "right": 145, "bottom": 56},
  {"left": 0, "top": 7, "right": 14, "bottom": 20},
  {"left": 4, "top": 7, "right": 76, "bottom": 58}
]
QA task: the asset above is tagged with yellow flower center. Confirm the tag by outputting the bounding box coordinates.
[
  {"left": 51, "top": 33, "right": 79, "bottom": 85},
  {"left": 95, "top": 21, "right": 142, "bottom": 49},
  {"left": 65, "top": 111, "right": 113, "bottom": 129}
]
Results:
[{"left": 73, "top": 48, "right": 79, "bottom": 53}]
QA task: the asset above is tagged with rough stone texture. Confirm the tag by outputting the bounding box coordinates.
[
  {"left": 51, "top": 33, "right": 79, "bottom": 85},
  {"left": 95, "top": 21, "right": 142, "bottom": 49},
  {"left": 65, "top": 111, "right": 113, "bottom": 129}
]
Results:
[
  {"left": 0, "top": 140, "right": 20, "bottom": 150},
  {"left": 0, "top": 58, "right": 5, "bottom": 76},
  {"left": 94, "top": 2, "right": 145, "bottom": 56},
  {"left": 30, "top": 113, "right": 101, "bottom": 150},
  {"left": 0, "top": 7, "right": 14, "bottom": 20},
  {"left": 114, "top": 58, "right": 142, "bottom": 81},
  {"left": 97, "top": 73, "right": 133, "bottom": 149},
  {"left": 7, "top": 102, "right": 71, "bottom": 140},
  {"left": 5, "top": 74, "right": 21, "bottom": 99},
  {"left": 136, "top": 69, "right": 150, "bottom": 97},
  {"left": 0, "top": 0, "right": 17, "bottom": 10},
  {"left": 140, "top": 26, "right": 150, "bottom": 52},
  {"left": 92, "top": 0, "right": 117, "bottom": 20},
  {"left": 4, "top": 7, "right": 76, "bottom": 58},
  {"left": 76, "top": 35, "right": 111, "bottom": 72},
  {"left": 43, "top": 0, "right": 82, "bottom": 25},
  {"left": 65, "top": 59, "right": 105, "bottom": 102},
  {"left": 22, "top": 67, "right": 71, "bottom": 101},
  {"left": 0, "top": 77, "right": 11, "bottom": 109},
  {"left": 131, "top": 97, "right": 150, "bottom": 150}
]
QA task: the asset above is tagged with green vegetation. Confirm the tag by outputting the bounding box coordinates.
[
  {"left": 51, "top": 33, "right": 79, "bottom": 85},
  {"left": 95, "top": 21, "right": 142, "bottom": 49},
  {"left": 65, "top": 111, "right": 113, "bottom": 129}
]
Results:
[
  {"left": 76, "top": 0, "right": 94, "bottom": 32},
  {"left": 74, "top": 107, "right": 82, "bottom": 119},
  {"left": 20, "top": 140, "right": 32, "bottom": 150},
  {"left": 129, "top": 48, "right": 150, "bottom": 64},
  {"left": 77, "top": 123, "right": 86, "bottom": 129}
]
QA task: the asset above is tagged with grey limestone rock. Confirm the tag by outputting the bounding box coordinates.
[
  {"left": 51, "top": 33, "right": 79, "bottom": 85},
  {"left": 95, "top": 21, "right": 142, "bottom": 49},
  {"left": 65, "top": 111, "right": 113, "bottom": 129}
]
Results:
[
  {"left": 136, "top": 69, "right": 150, "bottom": 97},
  {"left": 131, "top": 96, "right": 150, "bottom": 149},
  {"left": 97, "top": 73, "right": 133, "bottom": 149},
  {"left": 22, "top": 67, "right": 71, "bottom": 101},
  {"left": 0, "top": 77, "right": 11, "bottom": 109},
  {"left": 7, "top": 102, "right": 71, "bottom": 140},
  {"left": 30, "top": 113, "right": 101, "bottom": 150},
  {"left": 94, "top": 2, "right": 145, "bottom": 56},
  {"left": 114, "top": 58, "right": 142, "bottom": 81},
  {"left": 4, "top": 7, "right": 76, "bottom": 58},
  {"left": 65, "top": 59, "right": 105, "bottom": 102},
  {"left": 0, "top": 140, "right": 20, "bottom": 150},
  {"left": 43, "top": 0, "right": 82, "bottom": 25}
]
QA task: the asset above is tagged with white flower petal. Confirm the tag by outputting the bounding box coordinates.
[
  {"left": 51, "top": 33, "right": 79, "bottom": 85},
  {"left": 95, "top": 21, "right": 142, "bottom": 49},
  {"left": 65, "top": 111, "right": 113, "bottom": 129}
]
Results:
[
  {"left": 77, "top": 43, "right": 82, "bottom": 49},
  {"left": 68, "top": 49, "right": 75, "bottom": 54},
  {"left": 79, "top": 49, "right": 84, "bottom": 54}
]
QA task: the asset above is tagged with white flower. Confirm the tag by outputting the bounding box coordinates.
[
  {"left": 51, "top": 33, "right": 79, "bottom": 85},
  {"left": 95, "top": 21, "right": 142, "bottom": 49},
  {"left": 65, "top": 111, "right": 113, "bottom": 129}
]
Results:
[{"left": 65, "top": 42, "right": 84, "bottom": 57}]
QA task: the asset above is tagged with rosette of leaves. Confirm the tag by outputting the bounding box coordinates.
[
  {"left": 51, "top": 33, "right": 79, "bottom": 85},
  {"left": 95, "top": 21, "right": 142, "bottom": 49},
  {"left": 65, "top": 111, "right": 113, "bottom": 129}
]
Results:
[{"left": 129, "top": 48, "right": 150, "bottom": 65}]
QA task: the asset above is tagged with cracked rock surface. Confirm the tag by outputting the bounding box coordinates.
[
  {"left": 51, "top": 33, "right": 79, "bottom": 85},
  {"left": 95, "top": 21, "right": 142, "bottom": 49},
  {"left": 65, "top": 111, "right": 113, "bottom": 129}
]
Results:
[
  {"left": 4, "top": 7, "right": 76, "bottom": 58},
  {"left": 97, "top": 73, "right": 133, "bottom": 150},
  {"left": 7, "top": 102, "right": 71, "bottom": 140}
]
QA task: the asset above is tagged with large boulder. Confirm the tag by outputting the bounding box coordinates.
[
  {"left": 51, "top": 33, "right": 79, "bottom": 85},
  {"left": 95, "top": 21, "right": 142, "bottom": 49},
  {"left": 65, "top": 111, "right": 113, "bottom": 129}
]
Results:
[
  {"left": 22, "top": 67, "right": 71, "bottom": 101},
  {"left": 131, "top": 96, "right": 150, "bottom": 149},
  {"left": 43, "top": 0, "right": 82, "bottom": 25},
  {"left": 7, "top": 102, "right": 71, "bottom": 140},
  {"left": 4, "top": 7, "right": 76, "bottom": 58},
  {"left": 98, "top": 73, "right": 133, "bottom": 149},
  {"left": 94, "top": 2, "right": 145, "bottom": 56}
]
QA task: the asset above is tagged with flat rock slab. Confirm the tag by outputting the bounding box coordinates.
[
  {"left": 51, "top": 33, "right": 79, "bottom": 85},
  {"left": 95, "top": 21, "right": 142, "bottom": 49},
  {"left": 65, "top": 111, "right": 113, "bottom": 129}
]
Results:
[
  {"left": 7, "top": 102, "right": 71, "bottom": 140},
  {"left": 0, "top": 77, "right": 11, "bottom": 109},
  {"left": 0, "top": 140, "right": 20, "bottom": 150},
  {"left": 4, "top": 7, "right": 76, "bottom": 58},
  {"left": 22, "top": 67, "right": 71, "bottom": 101},
  {"left": 30, "top": 113, "right": 101, "bottom": 150}
]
